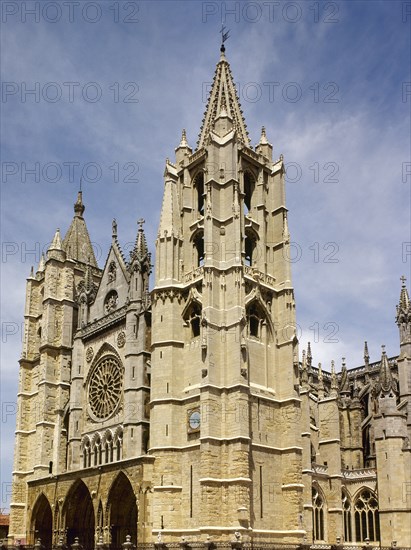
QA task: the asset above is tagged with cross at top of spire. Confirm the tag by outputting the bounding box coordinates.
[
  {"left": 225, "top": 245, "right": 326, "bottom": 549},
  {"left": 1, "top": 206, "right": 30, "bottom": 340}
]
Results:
[{"left": 220, "top": 24, "right": 230, "bottom": 53}]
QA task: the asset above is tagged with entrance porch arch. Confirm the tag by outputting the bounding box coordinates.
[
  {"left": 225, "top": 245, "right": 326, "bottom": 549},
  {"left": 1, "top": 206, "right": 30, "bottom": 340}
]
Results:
[
  {"left": 106, "top": 472, "right": 138, "bottom": 547},
  {"left": 63, "top": 480, "right": 95, "bottom": 549},
  {"left": 31, "top": 494, "right": 52, "bottom": 550}
]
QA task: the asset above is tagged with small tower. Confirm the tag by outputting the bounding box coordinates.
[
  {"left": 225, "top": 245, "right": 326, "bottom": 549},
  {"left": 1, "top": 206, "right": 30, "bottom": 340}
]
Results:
[
  {"left": 124, "top": 219, "right": 152, "bottom": 456},
  {"left": 374, "top": 345, "right": 410, "bottom": 545},
  {"left": 9, "top": 191, "right": 100, "bottom": 545},
  {"left": 396, "top": 276, "right": 411, "bottom": 436}
]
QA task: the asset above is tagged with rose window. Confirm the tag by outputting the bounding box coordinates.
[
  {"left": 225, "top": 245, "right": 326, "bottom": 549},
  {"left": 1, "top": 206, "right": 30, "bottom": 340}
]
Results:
[{"left": 88, "top": 356, "right": 123, "bottom": 420}]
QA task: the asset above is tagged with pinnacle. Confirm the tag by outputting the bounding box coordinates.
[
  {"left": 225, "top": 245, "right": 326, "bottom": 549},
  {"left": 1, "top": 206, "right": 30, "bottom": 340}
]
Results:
[
  {"left": 399, "top": 275, "right": 410, "bottom": 309},
  {"left": 259, "top": 126, "right": 269, "bottom": 145},
  {"left": 49, "top": 228, "right": 62, "bottom": 250},
  {"left": 379, "top": 344, "right": 396, "bottom": 395}
]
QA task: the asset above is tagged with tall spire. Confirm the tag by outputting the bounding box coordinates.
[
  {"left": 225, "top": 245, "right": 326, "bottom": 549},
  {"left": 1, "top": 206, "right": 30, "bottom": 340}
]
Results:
[
  {"left": 62, "top": 191, "right": 98, "bottom": 267},
  {"left": 197, "top": 52, "right": 249, "bottom": 150}
]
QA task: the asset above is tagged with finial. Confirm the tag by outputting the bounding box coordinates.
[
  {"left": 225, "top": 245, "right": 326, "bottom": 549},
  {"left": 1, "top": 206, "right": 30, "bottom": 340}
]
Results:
[
  {"left": 74, "top": 189, "right": 85, "bottom": 217},
  {"left": 401, "top": 275, "right": 407, "bottom": 287},
  {"left": 381, "top": 344, "right": 386, "bottom": 354},
  {"left": 112, "top": 218, "right": 117, "bottom": 239},
  {"left": 259, "top": 126, "right": 269, "bottom": 145},
  {"left": 177, "top": 129, "right": 190, "bottom": 150},
  {"left": 137, "top": 218, "right": 145, "bottom": 231}
]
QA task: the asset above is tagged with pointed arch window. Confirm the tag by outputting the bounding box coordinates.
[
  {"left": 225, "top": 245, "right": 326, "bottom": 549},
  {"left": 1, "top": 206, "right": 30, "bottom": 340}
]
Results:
[
  {"left": 104, "top": 432, "right": 114, "bottom": 463},
  {"left": 114, "top": 428, "right": 123, "bottom": 461},
  {"left": 312, "top": 486, "right": 325, "bottom": 541},
  {"left": 245, "top": 231, "right": 256, "bottom": 266},
  {"left": 354, "top": 489, "right": 380, "bottom": 542},
  {"left": 342, "top": 490, "right": 353, "bottom": 542},
  {"left": 195, "top": 172, "right": 205, "bottom": 215},
  {"left": 193, "top": 231, "right": 204, "bottom": 267},
  {"left": 244, "top": 171, "right": 255, "bottom": 215},
  {"left": 246, "top": 302, "right": 265, "bottom": 339},
  {"left": 184, "top": 303, "right": 202, "bottom": 338}
]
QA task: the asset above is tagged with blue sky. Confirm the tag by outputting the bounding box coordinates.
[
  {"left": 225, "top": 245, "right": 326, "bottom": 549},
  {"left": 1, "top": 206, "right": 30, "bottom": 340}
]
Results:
[{"left": 1, "top": 0, "right": 410, "bottom": 511}]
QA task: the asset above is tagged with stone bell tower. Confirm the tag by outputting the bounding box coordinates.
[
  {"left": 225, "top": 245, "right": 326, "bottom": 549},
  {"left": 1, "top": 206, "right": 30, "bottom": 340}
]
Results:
[{"left": 149, "top": 46, "right": 302, "bottom": 543}]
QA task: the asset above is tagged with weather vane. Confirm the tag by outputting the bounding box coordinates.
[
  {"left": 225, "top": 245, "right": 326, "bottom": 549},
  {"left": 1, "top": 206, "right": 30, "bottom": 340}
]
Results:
[{"left": 220, "top": 24, "right": 230, "bottom": 52}]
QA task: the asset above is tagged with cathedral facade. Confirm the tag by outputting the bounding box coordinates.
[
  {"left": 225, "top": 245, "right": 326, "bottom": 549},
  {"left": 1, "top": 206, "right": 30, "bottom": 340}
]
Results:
[{"left": 8, "top": 49, "right": 411, "bottom": 547}]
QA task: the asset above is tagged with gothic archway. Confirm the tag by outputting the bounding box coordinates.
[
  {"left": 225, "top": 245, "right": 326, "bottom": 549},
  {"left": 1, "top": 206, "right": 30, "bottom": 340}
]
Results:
[
  {"left": 107, "top": 472, "right": 138, "bottom": 548},
  {"left": 31, "top": 494, "right": 52, "bottom": 550},
  {"left": 64, "top": 480, "right": 95, "bottom": 549}
]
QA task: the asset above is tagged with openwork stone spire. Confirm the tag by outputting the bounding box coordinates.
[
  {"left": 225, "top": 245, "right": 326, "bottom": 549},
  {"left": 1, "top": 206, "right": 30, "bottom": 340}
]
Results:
[{"left": 197, "top": 51, "right": 250, "bottom": 150}]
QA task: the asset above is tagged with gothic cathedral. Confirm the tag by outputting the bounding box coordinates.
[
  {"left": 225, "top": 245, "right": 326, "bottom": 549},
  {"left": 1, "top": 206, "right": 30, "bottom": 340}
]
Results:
[{"left": 8, "top": 48, "right": 411, "bottom": 547}]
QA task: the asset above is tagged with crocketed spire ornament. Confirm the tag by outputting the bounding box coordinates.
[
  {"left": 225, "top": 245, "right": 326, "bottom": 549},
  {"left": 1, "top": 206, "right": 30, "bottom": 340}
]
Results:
[
  {"left": 378, "top": 345, "right": 396, "bottom": 396},
  {"left": 396, "top": 276, "right": 411, "bottom": 324},
  {"left": 129, "top": 218, "right": 151, "bottom": 274}
]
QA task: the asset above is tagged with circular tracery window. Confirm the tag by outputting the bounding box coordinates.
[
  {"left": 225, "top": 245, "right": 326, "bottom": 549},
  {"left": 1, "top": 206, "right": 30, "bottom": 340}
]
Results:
[{"left": 88, "top": 356, "right": 123, "bottom": 420}]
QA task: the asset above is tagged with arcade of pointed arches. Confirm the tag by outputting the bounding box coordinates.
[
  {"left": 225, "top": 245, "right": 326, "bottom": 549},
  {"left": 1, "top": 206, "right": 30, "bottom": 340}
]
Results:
[
  {"left": 81, "top": 427, "right": 123, "bottom": 468},
  {"left": 29, "top": 473, "right": 146, "bottom": 549}
]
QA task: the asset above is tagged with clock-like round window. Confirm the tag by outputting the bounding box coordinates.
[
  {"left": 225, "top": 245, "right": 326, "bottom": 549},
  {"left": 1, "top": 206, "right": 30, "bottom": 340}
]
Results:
[{"left": 88, "top": 356, "right": 123, "bottom": 420}]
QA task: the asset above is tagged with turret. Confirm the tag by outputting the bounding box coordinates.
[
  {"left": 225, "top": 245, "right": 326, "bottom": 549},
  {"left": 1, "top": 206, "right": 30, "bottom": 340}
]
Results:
[
  {"left": 395, "top": 277, "right": 411, "bottom": 435},
  {"left": 374, "top": 345, "right": 410, "bottom": 545}
]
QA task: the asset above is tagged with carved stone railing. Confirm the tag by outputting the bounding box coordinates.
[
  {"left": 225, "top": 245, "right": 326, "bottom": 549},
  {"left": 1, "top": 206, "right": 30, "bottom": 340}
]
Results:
[
  {"left": 243, "top": 266, "right": 275, "bottom": 287},
  {"left": 188, "top": 148, "right": 206, "bottom": 165},
  {"left": 80, "top": 305, "right": 127, "bottom": 340},
  {"left": 311, "top": 463, "right": 328, "bottom": 475},
  {"left": 183, "top": 267, "right": 204, "bottom": 284},
  {"left": 241, "top": 145, "right": 260, "bottom": 162},
  {"left": 342, "top": 467, "right": 376, "bottom": 480}
]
